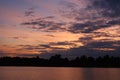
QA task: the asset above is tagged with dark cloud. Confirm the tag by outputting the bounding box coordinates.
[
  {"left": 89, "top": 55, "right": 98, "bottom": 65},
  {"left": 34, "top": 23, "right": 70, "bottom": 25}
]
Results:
[
  {"left": 22, "top": 16, "right": 120, "bottom": 33},
  {"left": 22, "top": 0, "right": 120, "bottom": 34},
  {"left": 10, "top": 36, "right": 27, "bottom": 40},
  {"left": 86, "top": 41, "right": 118, "bottom": 48},
  {"left": 18, "top": 44, "right": 51, "bottom": 51},
  {"left": 13, "top": 40, "right": 120, "bottom": 59},
  {"left": 67, "top": 18, "right": 120, "bottom": 33},
  {"left": 42, "top": 16, "right": 55, "bottom": 19},
  {"left": 59, "top": 41, "right": 120, "bottom": 58},
  {"left": 18, "top": 45, "right": 37, "bottom": 50},
  {"left": 58, "top": 0, "right": 120, "bottom": 33},
  {"left": 45, "top": 34, "right": 55, "bottom": 37},
  {"left": 25, "top": 7, "right": 35, "bottom": 17},
  {"left": 22, "top": 18, "right": 66, "bottom": 32},
  {"left": 12, "top": 37, "right": 20, "bottom": 39},
  {"left": 25, "top": 10, "right": 34, "bottom": 17},
  {"left": 39, "top": 44, "right": 51, "bottom": 48},
  {"left": 50, "top": 41, "right": 76, "bottom": 46},
  {"left": 59, "top": 0, "right": 101, "bottom": 21},
  {"left": 91, "top": 0, "right": 120, "bottom": 18},
  {"left": 68, "top": 21, "right": 102, "bottom": 33},
  {"left": 17, "top": 42, "right": 71, "bottom": 52}
]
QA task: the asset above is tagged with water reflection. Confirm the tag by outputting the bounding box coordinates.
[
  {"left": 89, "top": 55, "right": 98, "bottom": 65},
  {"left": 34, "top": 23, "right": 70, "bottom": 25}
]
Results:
[
  {"left": 83, "top": 68, "right": 120, "bottom": 80},
  {"left": 0, "top": 67, "right": 120, "bottom": 80}
]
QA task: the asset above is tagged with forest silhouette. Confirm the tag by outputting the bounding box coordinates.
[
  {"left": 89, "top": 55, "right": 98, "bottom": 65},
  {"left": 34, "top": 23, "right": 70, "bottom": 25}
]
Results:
[{"left": 0, "top": 54, "right": 120, "bottom": 68}]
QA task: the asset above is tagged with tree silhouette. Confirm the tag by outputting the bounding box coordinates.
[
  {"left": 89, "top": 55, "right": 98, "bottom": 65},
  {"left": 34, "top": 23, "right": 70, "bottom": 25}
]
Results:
[{"left": 0, "top": 54, "right": 120, "bottom": 67}]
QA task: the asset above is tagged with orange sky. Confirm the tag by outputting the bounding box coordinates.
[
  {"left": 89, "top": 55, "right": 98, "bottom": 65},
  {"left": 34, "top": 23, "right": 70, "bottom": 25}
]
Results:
[{"left": 0, "top": 0, "right": 120, "bottom": 58}]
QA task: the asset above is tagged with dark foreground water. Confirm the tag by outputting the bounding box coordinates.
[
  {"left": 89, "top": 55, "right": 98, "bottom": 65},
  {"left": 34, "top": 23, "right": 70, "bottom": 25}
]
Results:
[{"left": 0, "top": 67, "right": 120, "bottom": 80}]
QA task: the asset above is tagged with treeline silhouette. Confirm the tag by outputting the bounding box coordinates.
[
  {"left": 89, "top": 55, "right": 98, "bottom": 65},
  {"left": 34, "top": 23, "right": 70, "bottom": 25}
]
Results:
[{"left": 0, "top": 54, "right": 120, "bottom": 67}]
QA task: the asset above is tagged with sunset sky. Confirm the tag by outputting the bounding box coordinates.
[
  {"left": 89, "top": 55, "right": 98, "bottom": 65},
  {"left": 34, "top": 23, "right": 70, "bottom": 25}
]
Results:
[{"left": 0, "top": 0, "right": 120, "bottom": 58}]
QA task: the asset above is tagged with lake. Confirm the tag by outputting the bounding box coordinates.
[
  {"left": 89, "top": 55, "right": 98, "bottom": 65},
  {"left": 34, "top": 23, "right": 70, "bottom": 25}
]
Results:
[{"left": 0, "top": 67, "right": 120, "bottom": 80}]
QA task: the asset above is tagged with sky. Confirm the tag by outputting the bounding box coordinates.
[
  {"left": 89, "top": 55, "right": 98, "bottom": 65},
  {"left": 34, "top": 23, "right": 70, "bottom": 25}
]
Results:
[{"left": 0, "top": 0, "right": 120, "bottom": 58}]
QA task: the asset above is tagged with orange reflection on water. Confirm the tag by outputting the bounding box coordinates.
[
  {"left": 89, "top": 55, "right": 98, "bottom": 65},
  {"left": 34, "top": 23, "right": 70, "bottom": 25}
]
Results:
[{"left": 0, "top": 67, "right": 120, "bottom": 80}]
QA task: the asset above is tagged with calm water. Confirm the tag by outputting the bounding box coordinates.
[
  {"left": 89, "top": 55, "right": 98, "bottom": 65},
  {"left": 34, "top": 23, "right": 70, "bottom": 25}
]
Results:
[{"left": 0, "top": 67, "right": 120, "bottom": 80}]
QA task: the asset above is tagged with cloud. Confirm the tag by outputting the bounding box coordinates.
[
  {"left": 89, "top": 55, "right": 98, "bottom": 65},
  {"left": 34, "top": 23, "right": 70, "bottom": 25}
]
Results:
[
  {"left": 12, "top": 37, "right": 20, "bottom": 39},
  {"left": 0, "top": 50, "right": 7, "bottom": 57},
  {"left": 24, "top": 40, "right": 120, "bottom": 59},
  {"left": 22, "top": 0, "right": 120, "bottom": 34},
  {"left": 50, "top": 41, "right": 76, "bottom": 46},
  {"left": 39, "top": 44, "right": 51, "bottom": 48},
  {"left": 2, "top": 0, "right": 119, "bottom": 58},
  {"left": 45, "top": 34, "right": 55, "bottom": 37},
  {"left": 90, "top": 0, "right": 120, "bottom": 18},
  {"left": 16, "top": 39, "right": 84, "bottom": 56},
  {"left": 58, "top": 0, "right": 120, "bottom": 33},
  {"left": 54, "top": 40, "right": 120, "bottom": 58},
  {"left": 25, "top": 7, "right": 35, "bottom": 17},
  {"left": 17, "top": 41, "right": 77, "bottom": 51},
  {"left": 18, "top": 44, "right": 50, "bottom": 51},
  {"left": 21, "top": 17, "right": 66, "bottom": 32}
]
